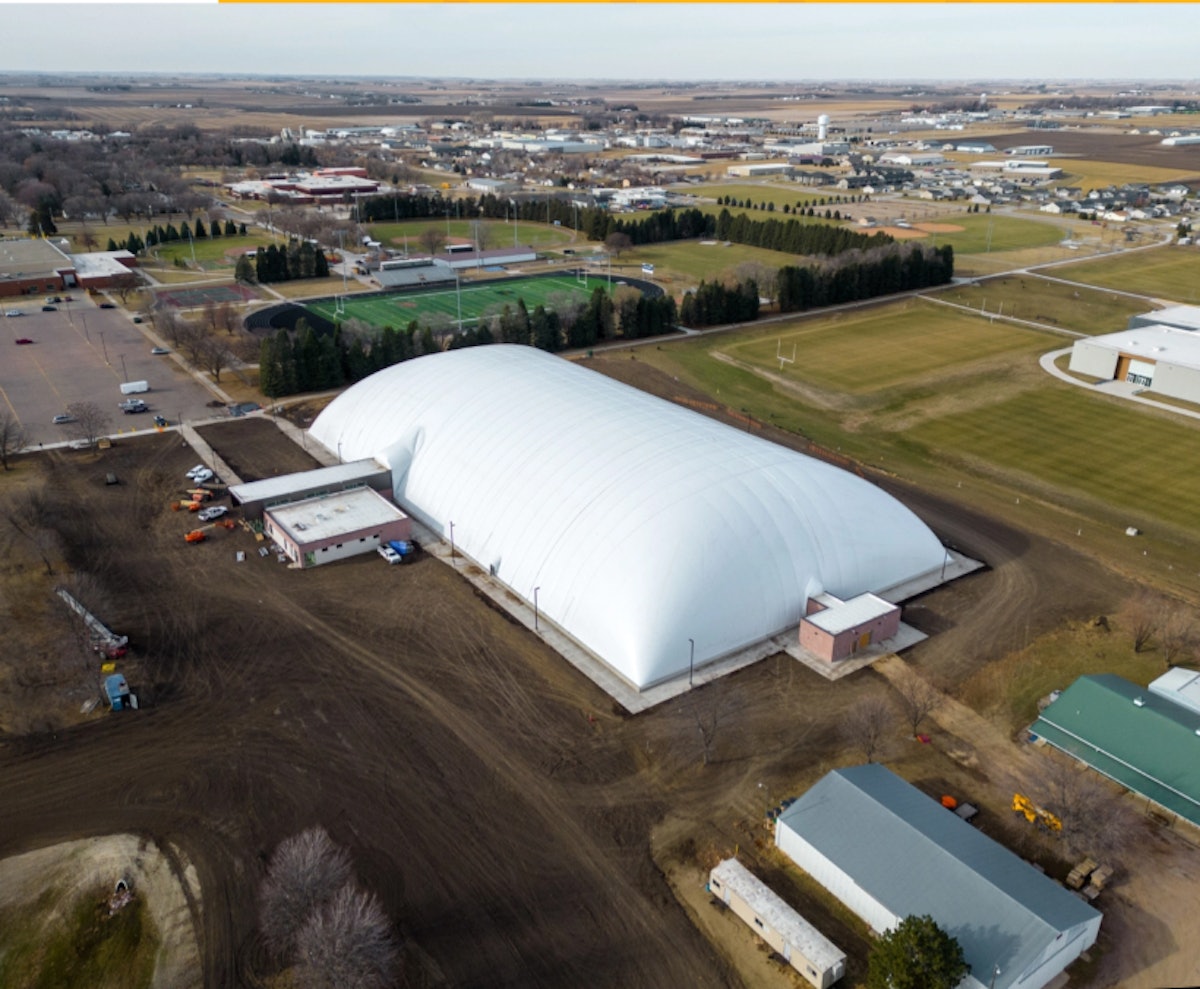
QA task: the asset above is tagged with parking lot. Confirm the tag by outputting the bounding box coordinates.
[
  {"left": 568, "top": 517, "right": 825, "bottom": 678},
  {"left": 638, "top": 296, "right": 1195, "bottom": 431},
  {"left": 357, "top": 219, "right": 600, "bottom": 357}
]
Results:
[{"left": 1, "top": 296, "right": 221, "bottom": 446}]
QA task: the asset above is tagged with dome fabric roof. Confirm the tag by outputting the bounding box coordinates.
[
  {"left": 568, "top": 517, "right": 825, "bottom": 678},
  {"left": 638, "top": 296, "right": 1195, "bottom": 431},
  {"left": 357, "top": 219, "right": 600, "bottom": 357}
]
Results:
[{"left": 312, "top": 345, "right": 945, "bottom": 689}]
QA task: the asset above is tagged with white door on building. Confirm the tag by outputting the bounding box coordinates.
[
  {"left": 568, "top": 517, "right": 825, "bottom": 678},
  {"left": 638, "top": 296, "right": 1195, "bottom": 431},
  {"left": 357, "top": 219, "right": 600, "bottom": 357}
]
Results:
[{"left": 1126, "top": 358, "right": 1155, "bottom": 387}]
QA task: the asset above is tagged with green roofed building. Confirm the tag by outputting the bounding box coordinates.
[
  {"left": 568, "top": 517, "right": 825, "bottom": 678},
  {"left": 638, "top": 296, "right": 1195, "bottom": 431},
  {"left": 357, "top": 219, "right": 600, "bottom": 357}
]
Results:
[{"left": 1032, "top": 673, "right": 1200, "bottom": 827}]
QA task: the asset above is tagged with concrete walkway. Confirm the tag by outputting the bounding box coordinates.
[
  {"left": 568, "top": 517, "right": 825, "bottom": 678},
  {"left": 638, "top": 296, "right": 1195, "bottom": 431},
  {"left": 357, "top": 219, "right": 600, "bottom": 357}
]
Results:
[
  {"left": 1040, "top": 347, "right": 1200, "bottom": 423},
  {"left": 178, "top": 422, "right": 244, "bottom": 486}
]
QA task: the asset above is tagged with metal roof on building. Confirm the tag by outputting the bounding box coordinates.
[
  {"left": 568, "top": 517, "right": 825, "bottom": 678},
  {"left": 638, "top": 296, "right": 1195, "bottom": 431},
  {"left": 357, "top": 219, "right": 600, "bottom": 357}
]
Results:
[
  {"left": 0, "top": 237, "right": 73, "bottom": 280},
  {"left": 777, "top": 765, "right": 1100, "bottom": 989},
  {"left": 804, "top": 592, "right": 897, "bottom": 635},
  {"left": 1032, "top": 674, "right": 1200, "bottom": 827},
  {"left": 1081, "top": 324, "right": 1200, "bottom": 372},
  {"left": 1130, "top": 305, "right": 1200, "bottom": 333},
  {"left": 230, "top": 459, "right": 388, "bottom": 507},
  {"left": 1148, "top": 667, "right": 1200, "bottom": 717},
  {"left": 266, "top": 486, "right": 406, "bottom": 545},
  {"left": 710, "top": 859, "right": 845, "bottom": 974}
]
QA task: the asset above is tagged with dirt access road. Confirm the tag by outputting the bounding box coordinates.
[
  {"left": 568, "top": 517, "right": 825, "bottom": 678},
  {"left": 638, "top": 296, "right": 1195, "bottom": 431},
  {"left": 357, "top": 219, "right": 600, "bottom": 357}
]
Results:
[{"left": 0, "top": 399, "right": 1189, "bottom": 988}]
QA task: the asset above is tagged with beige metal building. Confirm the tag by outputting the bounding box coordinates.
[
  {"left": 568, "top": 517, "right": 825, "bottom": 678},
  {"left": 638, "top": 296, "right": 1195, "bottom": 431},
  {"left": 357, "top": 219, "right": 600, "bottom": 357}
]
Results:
[{"left": 708, "top": 858, "right": 845, "bottom": 989}]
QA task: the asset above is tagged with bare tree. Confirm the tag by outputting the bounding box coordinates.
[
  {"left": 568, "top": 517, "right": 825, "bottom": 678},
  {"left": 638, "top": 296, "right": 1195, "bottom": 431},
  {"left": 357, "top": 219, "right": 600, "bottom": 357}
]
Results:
[
  {"left": 1156, "top": 606, "right": 1196, "bottom": 668},
  {"left": 295, "top": 883, "right": 399, "bottom": 989},
  {"left": 690, "top": 687, "right": 727, "bottom": 767},
  {"left": 417, "top": 227, "right": 446, "bottom": 256},
  {"left": 65, "top": 402, "right": 112, "bottom": 449},
  {"left": 893, "top": 673, "right": 940, "bottom": 738},
  {"left": 1120, "top": 591, "right": 1159, "bottom": 653},
  {"left": 197, "top": 334, "right": 232, "bottom": 383},
  {"left": 1, "top": 484, "right": 59, "bottom": 575},
  {"left": 1031, "top": 754, "right": 1145, "bottom": 860},
  {"left": 259, "top": 827, "right": 353, "bottom": 961},
  {"left": 841, "top": 695, "right": 896, "bottom": 763},
  {"left": 0, "top": 410, "right": 27, "bottom": 470},
  {"left": 604, "top": 232, "right": 633, "bottom": 259}
]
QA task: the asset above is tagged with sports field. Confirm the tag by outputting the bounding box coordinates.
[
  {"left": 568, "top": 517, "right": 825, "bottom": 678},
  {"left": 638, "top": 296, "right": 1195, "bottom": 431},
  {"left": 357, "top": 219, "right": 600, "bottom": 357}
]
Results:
[
  {"left": 724, "top": 301, "right": 1053, "bottom": 394},
  {"left": 303, "top": 274, "right": 619, "bottom": 328},
  {"left": 1047, "top": 246, "right": 1200, "bottom": 304},
  {"left": 622, "top": 295, "right": 1200, "bottom": 590},
  {"left": 932, "top": 275, "right": 1151, "bottom": 335},
  {"left": 925, "top": 213, "right": 1065, "bottom": 255}
]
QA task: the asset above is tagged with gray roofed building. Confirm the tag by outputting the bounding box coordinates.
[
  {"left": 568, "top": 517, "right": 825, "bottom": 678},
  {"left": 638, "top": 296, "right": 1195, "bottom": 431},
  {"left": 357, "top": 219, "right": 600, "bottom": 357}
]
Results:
[{"left": 775, "top": 764, "right": 1101, "bottom": 989}]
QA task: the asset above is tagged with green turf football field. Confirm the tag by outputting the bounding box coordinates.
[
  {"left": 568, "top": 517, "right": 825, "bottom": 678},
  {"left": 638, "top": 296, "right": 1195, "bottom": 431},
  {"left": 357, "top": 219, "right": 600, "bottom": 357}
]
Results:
[{"left": 304, "top": 274, "right": 618, "bottom": 328}]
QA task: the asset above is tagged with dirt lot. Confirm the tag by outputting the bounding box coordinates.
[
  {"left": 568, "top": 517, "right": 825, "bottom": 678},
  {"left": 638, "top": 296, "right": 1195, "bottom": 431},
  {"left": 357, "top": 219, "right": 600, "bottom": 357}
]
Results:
[{"left": 0, "top": 392, "right": 1197, "bottom": 988}]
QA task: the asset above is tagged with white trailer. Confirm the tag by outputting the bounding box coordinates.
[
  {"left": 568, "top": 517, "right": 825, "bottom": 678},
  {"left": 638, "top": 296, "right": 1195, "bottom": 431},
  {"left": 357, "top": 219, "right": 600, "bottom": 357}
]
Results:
[{"left": 120, "top": 380, "right": 150, "bottom": 395}]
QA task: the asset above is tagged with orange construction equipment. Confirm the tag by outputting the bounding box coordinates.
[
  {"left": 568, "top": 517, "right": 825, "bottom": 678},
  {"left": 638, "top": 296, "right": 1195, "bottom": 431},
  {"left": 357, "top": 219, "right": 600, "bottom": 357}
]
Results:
[
  {"left": 1012, "top": 793, "right": 1063, "bottom": 832},
  {"left": 184, "top": 519, "right": 235, "bottom": 543},
  {"left": 941, "top": 795, "right": 958, "bottom": 810}
]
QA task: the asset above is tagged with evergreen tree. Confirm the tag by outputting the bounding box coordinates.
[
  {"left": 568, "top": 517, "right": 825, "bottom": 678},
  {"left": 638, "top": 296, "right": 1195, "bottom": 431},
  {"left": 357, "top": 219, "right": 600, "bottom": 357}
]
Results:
[
  {"left": 225, "top": 219, "right": 238, "bottom": 236},
  {"left": 210, "top": 219, "right": 222, "bottom": 238},
  {"left": 867, "top": 916, "right": 967, "bottom": 989},
  {"left": 194, "top": 218, "right": 207, "bottom": 239}
]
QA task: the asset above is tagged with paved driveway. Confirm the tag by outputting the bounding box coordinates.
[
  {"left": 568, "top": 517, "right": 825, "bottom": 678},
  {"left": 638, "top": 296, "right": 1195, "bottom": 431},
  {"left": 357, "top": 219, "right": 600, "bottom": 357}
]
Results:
[{"left": 0, "top": 297, "right": 221, "bottom": 446}]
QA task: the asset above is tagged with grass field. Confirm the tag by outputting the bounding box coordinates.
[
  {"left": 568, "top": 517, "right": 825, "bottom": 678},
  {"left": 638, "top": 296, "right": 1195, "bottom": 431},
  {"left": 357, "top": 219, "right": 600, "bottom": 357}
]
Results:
[
  {"left": 932, "top": 275, "right": 1152, "bottom": 335},
  {"left": 925, "top": 213, "right": 1066, "bottom": 255},
  {"left": 619, "top": 239, "right": 802, "bottom": 283},
  {"left": 625, "top": 295, "right": 1200, "bottom": 594},
  {"left": 907, "top": 383, "right": 1200, "bottom": 533},
  {"left": 699, "top": 182, "right": 854, "bottom": 210},
  {"left": 147, "top": 233, "right": 284, "bottom": 271},
  {"left": 304, "top": 274, "right": 619, "bottom": 329},
  {"left": 724, "top": 301, "right": 1053, "bottom": 395},
  {"left": 367, "top": 218, "right": 576, "bottom": 252},
  {"left": 1048, "top": 246, "right": 1200, "bottom": 303}
]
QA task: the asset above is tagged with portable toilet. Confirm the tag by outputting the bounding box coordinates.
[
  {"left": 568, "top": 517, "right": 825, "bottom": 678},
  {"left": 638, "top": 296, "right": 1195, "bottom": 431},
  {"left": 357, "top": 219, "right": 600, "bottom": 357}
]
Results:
[{"left": 105, "top": 673, "right": 130, "bottom": 711}]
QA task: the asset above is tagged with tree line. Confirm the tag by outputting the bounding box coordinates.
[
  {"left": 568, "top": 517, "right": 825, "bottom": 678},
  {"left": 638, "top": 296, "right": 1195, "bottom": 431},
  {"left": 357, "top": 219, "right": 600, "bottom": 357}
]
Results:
[
  {"left": 236, "top": 241, "right": 331, "bottom": 284},
  {"left": 259, "top": 288, "right": 677, "bottom": 398},
  {"left": 106, "top": 218, "right": 248, "bottom": 254},
  {"left": 680, "top": 241, "right": 953, "bottom": 328}
]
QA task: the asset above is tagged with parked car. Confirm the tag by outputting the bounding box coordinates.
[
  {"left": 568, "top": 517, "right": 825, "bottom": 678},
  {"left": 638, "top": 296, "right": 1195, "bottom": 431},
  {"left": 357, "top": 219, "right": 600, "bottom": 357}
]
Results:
[
  {"left": 150, "top": 346, "right": 169, "bottom": 355},
  {"left": 131, "top": 315, "right": 143, "bottom": 323},
  {"left": 185, "top": 464, "right": 207, "bottom": 478},
  {"left": 122, "top": 404, "right": 149, "bottom": 415},
  {"left": 41, "top": 305, "right": 56, "bottom": 312},
  {"left": 5, "top": 309, "right": 22, "bottom": 317},
  {"left": 197, "top": 506, "right": 228, "bottom": 522},
  {"left": 153, "top": 415, "right": 168, "bottom": 427},
  {"left": 99, "top": 302, "right": 116, "bottom": 309},
  {"left": 52, "top": 413, "right": 76, "bottom": 424},
  {"left": 14, "top": 337, "right": 33, "bottom": 345},
  {"left": 188, "top": 468, "right": 214, "bottom": 483},
  {"left": 378, "top": 545, "right": 402, "bottom": 565}
]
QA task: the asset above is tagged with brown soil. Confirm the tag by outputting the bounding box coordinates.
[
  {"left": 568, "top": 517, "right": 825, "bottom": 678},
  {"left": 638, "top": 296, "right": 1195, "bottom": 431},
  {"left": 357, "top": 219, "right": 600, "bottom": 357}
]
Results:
[
  {"left": 913, "top": 222, "right": 965, "bottom": 233},
  {"left": 870, "top": 226, "right": 929, "bottom": 240},
  {"left": 0, "top": 374, "right": 1195, "bottom": 988}
]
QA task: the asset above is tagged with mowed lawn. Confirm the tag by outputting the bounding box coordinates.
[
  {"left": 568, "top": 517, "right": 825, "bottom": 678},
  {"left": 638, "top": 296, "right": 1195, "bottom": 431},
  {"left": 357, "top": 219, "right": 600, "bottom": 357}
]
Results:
[
  {"left": 304, "top": 274, "right": 615, "bottom": 328},
  {"left": 1047, "top": 246, "right": 1200, "bottom": 303},
  {"left": 908, "top": 385, "right": 1200, "bottom": 531},
  {"left": 149, "top": 233, "right": 284, "bottom": 270},
  {"left": 699, "top": 182, "right": 854, "bottom": 210},
  {"left": 931, "top": 275, "right": 1151, "bottom": 335},
  {"left": 925, "top": 213, "right": 1066, "bottom": 255},
  {"left": 621, "top": 240, "right": 802, "bottom": 282},
  {"left": 724, "top": 301, "right": 1055, "bottom": 394},
  {"left": 368, "top": 218, "right": 576, "bottom": 251}
]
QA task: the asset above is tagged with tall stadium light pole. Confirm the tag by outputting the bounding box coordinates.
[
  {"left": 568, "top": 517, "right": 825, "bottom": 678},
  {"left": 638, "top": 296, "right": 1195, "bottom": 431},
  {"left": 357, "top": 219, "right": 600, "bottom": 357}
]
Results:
[
  {"left": 186, "top": 223, "right": 196, "bottom": 267},
  {"left": 449, "top": 520, "right": 456, "bottom": 564},
  {"left": 510, "top": 199, "right": 518, "bottom": 248},
  {"left": 688, "top": 638, "right": 695, "bottom": 687},
  {"left": 533, "top": 586, "right": 540, "bottom": 632},
  {"left": 337, "top": 440, "right": 343, "bottom": 464},
  {"left": 98, "top": 329, "right": 109, "bottom": 365},
  {"left": 118, "top": 353, "right": 128, "bottom": 382},
  {"left": 455, "top": 270, "right": 463, "bottom": 330},
  {"left": 336, "top": 230, "right": 348, "bottom": 296}
]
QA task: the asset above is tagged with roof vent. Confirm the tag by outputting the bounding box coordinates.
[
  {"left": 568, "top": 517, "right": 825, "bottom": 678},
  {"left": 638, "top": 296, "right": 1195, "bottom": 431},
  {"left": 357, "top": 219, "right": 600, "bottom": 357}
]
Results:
[{"left": 1133, "top": 697, "right": 1145, "bottom": 707}]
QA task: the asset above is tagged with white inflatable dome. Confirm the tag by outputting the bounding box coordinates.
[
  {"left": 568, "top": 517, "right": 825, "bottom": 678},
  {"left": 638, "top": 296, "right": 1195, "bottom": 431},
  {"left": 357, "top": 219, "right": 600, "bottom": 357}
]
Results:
[{"left": 312, "top": 346, "right": 945, "bottom": 689}]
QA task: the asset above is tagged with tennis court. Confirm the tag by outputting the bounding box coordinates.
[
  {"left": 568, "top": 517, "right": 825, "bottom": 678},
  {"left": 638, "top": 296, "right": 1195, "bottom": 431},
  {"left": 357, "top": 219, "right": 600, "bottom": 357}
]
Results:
[{"left": 303, "top": 273, "right": 623, "bottom": 328}]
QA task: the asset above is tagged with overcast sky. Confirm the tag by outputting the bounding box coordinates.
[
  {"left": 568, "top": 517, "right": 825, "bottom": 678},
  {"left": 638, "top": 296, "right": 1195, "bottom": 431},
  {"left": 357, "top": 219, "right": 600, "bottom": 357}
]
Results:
[{"left": 4, "top": 4, "right": 1200, "bottom": 82}]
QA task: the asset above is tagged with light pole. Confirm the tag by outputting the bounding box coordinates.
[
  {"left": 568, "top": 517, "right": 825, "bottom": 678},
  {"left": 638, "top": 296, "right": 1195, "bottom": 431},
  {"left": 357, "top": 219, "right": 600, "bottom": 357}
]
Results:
[
  {"left": 98, "top": 329, "right": 109, "bottom": 365},
  {"left": 533, "top": 586, "right": 540, "bottom": 632},
  {"left": 990, "top": 964, "right": 1001, "bottom": 989},
  {"left": 688, "top": 637, "right": 695, "bottom": 687},
  {"left": 455, "top": 270, "right": 463, "bottom": 330},
  {"left": 510, "top": 199, "right": 519, "bottom": 248},
  {"left": 449, "top": 520, "right": 456, "bottom": 564},
  {"left": 118, "top": 353, "right": 128, "bottom": 382},
  {"left": 186, "top": 223, "right": 196, "bottom": 267}
]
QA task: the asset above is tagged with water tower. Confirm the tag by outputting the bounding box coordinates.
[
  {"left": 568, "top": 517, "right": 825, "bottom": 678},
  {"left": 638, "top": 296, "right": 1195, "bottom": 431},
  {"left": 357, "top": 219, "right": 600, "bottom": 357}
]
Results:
[{"left": 817, "top": 114, "right": 830, "bottom": 141}]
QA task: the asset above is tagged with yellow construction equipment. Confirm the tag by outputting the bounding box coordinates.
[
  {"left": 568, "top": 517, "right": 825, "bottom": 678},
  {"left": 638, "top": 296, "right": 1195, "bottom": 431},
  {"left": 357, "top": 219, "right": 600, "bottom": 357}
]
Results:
[{"left": 1012, "top": 793, "right": 1063, "bottom": 832}]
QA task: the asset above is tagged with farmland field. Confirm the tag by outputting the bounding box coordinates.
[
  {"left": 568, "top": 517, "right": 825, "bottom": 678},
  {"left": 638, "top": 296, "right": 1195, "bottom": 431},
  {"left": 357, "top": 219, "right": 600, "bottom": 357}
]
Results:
[
  {"left": 1047, "top": 246, "right": 1200, "bottom": 303},
  {"left": 304, "top": 273, "right": 620, "bottom": 328}
]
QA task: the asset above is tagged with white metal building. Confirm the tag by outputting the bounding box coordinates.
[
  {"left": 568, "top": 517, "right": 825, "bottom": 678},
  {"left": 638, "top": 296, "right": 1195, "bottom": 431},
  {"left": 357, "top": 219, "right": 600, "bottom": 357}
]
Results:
[
  {"left": 709, "top": 858, "right": 845, "bottom": 989},
  {"left": 1148, "top": 667, "right": 1200, "bottom": 716},
  {"left": 310, "top": 346, "right": 947, "bottom": 690},
  {"left": 776, "top": 765, "right": 1102, "bottom": 989},
  {"left": 1068, "top": 319, "right": 1200, "bottom": 402}
]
